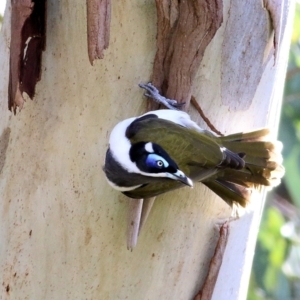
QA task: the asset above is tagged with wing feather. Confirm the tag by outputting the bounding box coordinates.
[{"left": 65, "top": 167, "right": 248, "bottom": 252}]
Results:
[{"left": 127, "top": 117, "right": 223, "bottom": 177}]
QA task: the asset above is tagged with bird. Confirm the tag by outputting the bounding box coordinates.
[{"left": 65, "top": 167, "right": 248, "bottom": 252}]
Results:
[{"left": 103, "top": 84, "right": 285, "bottom": 208}]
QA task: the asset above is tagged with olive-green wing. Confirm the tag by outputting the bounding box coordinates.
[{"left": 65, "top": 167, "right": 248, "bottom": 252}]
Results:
[
  {"left": 127, "top": 117, "right": 224, "bottom": 177},
  {"left": 124, "top": 177, "right": 187, "bottom": 199},
  {"left": 123, "top": 117, "right": 224, "bottom": 198}
]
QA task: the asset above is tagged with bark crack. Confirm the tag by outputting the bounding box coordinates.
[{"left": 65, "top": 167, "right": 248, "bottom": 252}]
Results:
[
  {"left": 8, "top": 0, "right": 47, "bottom": 113},
  {"left": 86, "top": 0, "right": 111, "bottom": 65}
]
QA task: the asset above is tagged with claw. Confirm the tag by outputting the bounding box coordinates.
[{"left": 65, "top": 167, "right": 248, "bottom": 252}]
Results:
[
  {"left": 139, "top": 83, "right": 185, "bottom": 110},
  {"left": 173, "top": 102, "right": 186, "bottom": 108}
]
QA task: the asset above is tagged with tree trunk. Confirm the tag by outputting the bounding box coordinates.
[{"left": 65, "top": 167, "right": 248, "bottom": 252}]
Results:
[{"left": 0, "top": 0, "right": 294, "bottom": 299}]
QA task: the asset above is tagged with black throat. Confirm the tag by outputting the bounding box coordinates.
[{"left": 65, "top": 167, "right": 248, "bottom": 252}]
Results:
[{"left": 104, "top": 149, "right": 149, "bottom": 188}]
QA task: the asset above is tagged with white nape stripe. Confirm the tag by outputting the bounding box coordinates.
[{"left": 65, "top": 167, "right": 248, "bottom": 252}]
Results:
[
  {"left": 109, "top": 117, "right": 140, "bottom": 173},
  {"left": 138, "top": 170, "right": 193, "bottom": 187},
  {"left": 145, "top": 142, "right": 154, "bottom": 153},
  {"left": 139, "top": 171, "right": 170, "bottom": 178},
  {"left": 106, "top": 177, "right": 143, "bottom": 191}
]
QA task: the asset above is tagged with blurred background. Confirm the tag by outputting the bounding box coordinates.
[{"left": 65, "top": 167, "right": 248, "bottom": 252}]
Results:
[
  {"left": 0, "top": 1, "right": 299, "bottom": 299},
  {"left": 249, "top": 3, "right": 300, "bottom": 300}
]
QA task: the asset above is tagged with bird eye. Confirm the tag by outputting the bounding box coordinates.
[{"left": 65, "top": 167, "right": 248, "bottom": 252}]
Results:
[
  {"left": 156, "top": 160, "right": 164, "bottom": 167},
  {"left": 145, "top": 154, "right": 169, "bottom": 170}
]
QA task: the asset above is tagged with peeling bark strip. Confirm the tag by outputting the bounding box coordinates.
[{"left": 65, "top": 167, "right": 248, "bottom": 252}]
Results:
[
  {"left": 135, "top": 0, "right": 223, "bottom": 248},
  {"left": 263, "top": 0, "right": 284, "bottom": 62},
  {"left": 191, "top": 96, "right": 224, "bottom": 136},
  {"left": 9, "top": 0, "right": 47, "bottom": 113},
  {"left": 149, "top": 0, "right": 223, "bottom": 110},
  {"left": 127, "top": 199, "right": 143, "bottom": 251},
  {"left": 86, "top": 0, "right": 111, "bottom": 65},
  {"left": 194, "top": 222, "right": 230, "bottom": 300}
]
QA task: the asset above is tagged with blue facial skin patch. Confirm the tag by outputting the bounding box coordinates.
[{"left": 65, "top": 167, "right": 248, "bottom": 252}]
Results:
[{"left": 146, "top": 154, "right": 169, "bottom": 169}]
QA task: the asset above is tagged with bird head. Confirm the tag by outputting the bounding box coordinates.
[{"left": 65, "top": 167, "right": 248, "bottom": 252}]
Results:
[{"left": 129, "top": 142, "right": 193, "bottom": 187}]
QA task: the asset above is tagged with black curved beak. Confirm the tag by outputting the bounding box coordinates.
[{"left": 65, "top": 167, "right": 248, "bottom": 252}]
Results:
[{"left": 172, "top": 170, "right": 193, "bottom": 187}]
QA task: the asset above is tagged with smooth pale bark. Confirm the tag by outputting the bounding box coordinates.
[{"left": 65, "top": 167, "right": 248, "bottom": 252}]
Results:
[{"left": 0, "top": 1, "right": 293, "bottom": 299}]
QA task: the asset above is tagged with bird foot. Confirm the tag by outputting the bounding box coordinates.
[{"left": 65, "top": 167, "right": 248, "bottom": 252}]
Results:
[{"left": 139, "top": 83, "right": 185, "bottom": 110}]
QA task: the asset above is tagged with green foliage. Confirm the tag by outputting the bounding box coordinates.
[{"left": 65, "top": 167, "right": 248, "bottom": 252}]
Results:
[
  {"left": 249, "top": 208, "right": 290, "bottom": 300},
  {"left": 248, "top": 3, "right": 300, "bottom": 300},
  {"left": 259, "top": 209, "right": 286, "bottom": 269}
]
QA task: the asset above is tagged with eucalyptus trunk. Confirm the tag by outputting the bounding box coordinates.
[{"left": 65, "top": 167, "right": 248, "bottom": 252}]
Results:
[{"left": 0, "top": 0, "right": 294, "bottom": 299}]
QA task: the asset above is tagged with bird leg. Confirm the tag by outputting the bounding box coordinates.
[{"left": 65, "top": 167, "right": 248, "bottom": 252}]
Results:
[{"left": 139, "top": 83, "right": 185, "bottom": 110}]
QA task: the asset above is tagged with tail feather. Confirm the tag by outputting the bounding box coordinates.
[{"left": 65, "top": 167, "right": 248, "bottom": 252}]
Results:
[
  {"left": 219, "top": 128, "right": 271, "bottom": 142},
  {"left": 222, "top": 141, "right": 273, "bottom": 157},
  {"left": 205, "top": 129, "right": 285, "bottom": 207},
  {"left": 217, "top": 168, "right": 274, "bottom": 187},
  {"left": 203, "top": 179, "right": 252, "bottom": 207}
]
